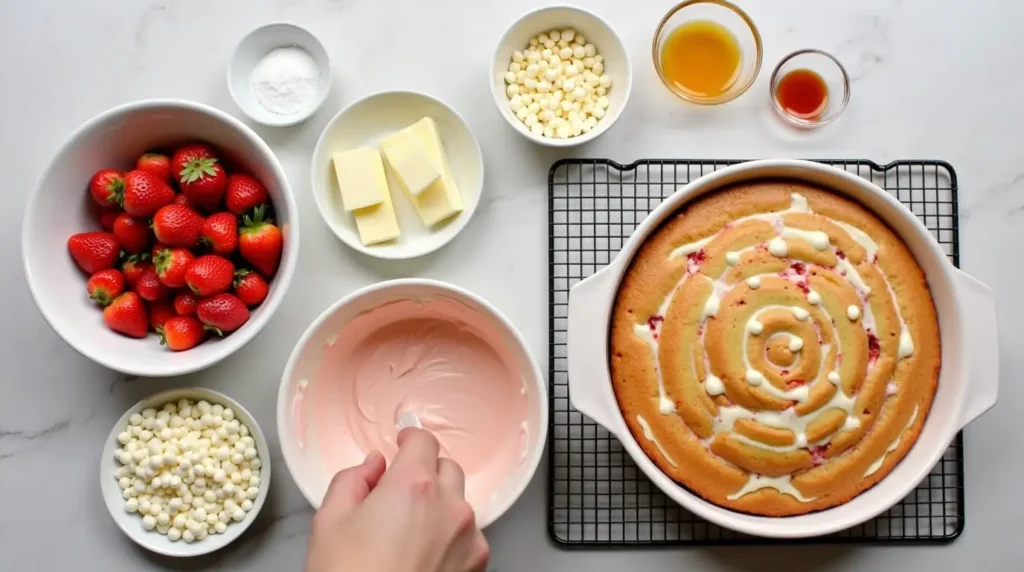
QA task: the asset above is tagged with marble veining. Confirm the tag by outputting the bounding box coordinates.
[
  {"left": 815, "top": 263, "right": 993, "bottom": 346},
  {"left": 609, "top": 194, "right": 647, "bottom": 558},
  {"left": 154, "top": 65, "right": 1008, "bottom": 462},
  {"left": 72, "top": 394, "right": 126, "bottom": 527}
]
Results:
[{"left": 0, "top": 0, "right": 1020, "bottom": 570}]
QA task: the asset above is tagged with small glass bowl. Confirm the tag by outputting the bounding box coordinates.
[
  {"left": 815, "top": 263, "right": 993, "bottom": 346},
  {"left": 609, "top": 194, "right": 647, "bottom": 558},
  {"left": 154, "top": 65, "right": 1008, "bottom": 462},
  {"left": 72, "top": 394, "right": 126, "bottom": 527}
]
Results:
[
  {"left": 770, "top": 49, "right": 850, "bottom": 128},
  {"left": 653, "top": 0, "right": 762, "bottom": 105}
]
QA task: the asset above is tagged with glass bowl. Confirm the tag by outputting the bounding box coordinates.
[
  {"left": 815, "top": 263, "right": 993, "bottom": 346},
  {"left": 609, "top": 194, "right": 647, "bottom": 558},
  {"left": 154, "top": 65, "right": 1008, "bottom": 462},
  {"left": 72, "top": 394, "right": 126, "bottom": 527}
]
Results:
[
  {"left": 770, "top": 49, "right": 850, "bottom": 128},
  {"left": 652, "top": 0, "right": 762, "bottom": 105}
]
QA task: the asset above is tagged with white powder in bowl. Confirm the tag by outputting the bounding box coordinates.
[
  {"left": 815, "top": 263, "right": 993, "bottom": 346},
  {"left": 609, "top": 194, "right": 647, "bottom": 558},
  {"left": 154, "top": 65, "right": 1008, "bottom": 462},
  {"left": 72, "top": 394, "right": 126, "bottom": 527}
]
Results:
[{"left": 249, "top": 46, "right": 321, "bottom": 116}]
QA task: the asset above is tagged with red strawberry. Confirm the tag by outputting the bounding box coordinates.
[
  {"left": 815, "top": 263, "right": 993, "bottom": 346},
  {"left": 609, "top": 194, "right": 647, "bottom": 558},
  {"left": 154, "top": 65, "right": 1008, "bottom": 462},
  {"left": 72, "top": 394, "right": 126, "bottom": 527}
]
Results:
[
  {"left": 200, "top": 212, "right": 237, "bottom": 255},
  {"left": 122, "top": 255, "right": 151, "bottom": 288},
  {"left": 197, "top": 293, "right": 250, "bottom": 334},
  {"left": 185, "top": 255, "right": 234, "bottom": 296},
  {"left": 87, "top": 269, "right": 125, "bottom": 306},
  {"left": 152, "top": 205, "right": 204, "bottom": 247},
  {"left": 178, "top": 152, "right": 227, "bottom": 212},
  {"left": 171, "top": 194, "right": 194, "bottom": 208},
  {"left": 151, "top": 241, "right": 170, "bottom": 260},
  {"left": 159, "top": 316, "right": 206, "bottom": 351},
  {"left": 88, "top": 169, "right": 124, "bottom": 208},
  {"left": 171, "top": 143, "right": 217, "bottom": 177},
  {"left": 233, "top": 269, "right": 268, "bottom": 307},
  {"left": 173, "top": 290, "right": 199, "bottom": 316},
  {"left": 123, "top": 170, "right": 174, "bottom": 216},
  {"left": 148, "top": 300, "right": 177, "bottom": 332},
  {"left": 225, "top": 174, "right": 269, "bottom": 215},
  {"left": 112, "top": 213, "right": 150, "bottom": 254},
  {"left": 133, "top": 266, "right": 170, "bottom": 301},
  {"left": 154, "top": 248, "right": 195, "bottom": 288},
  {"left": 97, "top": 209, "right": 120, "bottom": 232},
  {"left": 239, "top": 206, "right": 282, "bottom": 277},
  {"left": 68, "top": 232, "right": 120, "bottom": 274},
  {"left": 103, "top": 292, "right": 148, "bottom": 338},
  {"left": 136, "top": 153, "right": 171, "bottom": 183}
]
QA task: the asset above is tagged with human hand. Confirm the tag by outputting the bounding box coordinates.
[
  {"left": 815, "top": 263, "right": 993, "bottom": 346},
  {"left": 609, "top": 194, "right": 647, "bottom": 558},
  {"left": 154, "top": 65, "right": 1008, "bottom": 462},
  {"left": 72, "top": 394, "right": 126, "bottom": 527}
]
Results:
[{"left": 304, "top": 428, "right": 490, "bottom": 572}]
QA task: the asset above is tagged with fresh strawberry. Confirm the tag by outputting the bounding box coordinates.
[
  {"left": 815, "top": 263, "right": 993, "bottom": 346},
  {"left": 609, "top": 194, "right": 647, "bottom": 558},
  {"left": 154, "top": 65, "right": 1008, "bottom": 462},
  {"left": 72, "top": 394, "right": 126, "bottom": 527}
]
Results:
[
  {"left": 136, "top": 153, "right": 172, "bottom": 183},
  {"left": 88, "top": 169, "right": 124, "bottom": 208},
  {"left": 151, "top": 241, "right": 170, "bottom": 260},
  {"left": 225, "top": 174, "right": 269, "bottom": 215},
  {"left": 68, "top": 232, "right": 120, "bottom": 274},
  {"left": 122, "top": 254, "right": 151, "bottom": 288},
  {"left": 103, "top": 292, "right": 148, "bottom": 338},
  {"left": 171, "top": 194, "right": 194, "bottom": 208},
  {"left": 152, "top": 204, "right": 204, "bottom": 247},
  {"left": 87, "top": 269, "right": 125, "bottom": 306},
  {"left": 197, "top": 293, "right": 250, "bottom": 334},
  {"left": 97, "top": 209, "right": 120, "bottom": 232},
  {"left": 171, "top": 143, "right": 217, "bottom": 177},
  {"left": 154, "top": 248, "right": 195, "bottom": 288},
  {"left": 233, "top": 269, "right": 268, "bottom": 307},
  {"left": 133, "top": 266, "right": 170, "bottom": 301},
  {"left": 123, "top": 170, "right": 175, "bottom": 216},
  {"left": 185, "top": 255, "right": 235, "bottom": 296},
  {"left": 148, "top": 300, "right": 177, "bottom": 332},
  {"left": 159, "top": 316, "right": 206, "bottom": 351},
  {"left": 200, "top": 212, "right": 237, "bottom": 255},
  {"left": 178, "top": 149, "right": 227, "bottom": 212},
  {"left": 112, "top": 213, "right": 151, "bottom": 254},
  {"left": 239, "top": 206, "right": 282, "bottom": 277},
  {"left": 173, "top": 290, "right": 199, "bottom": 316}
]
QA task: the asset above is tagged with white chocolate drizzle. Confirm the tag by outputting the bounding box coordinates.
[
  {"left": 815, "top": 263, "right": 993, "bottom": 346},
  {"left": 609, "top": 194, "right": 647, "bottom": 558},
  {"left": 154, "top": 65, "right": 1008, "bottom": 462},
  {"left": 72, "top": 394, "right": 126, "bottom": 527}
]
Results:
[
  {"left": 727, "top": 474, "right": 816, "bottom": 502},
  {"left": 768, "top": 237, "right": 789, "bottom": 257},
  {"left": 637, "top": 414, "right": 678, "bottom": 467},
  {"left": 783, "top": 227, "right": 830, "bottom": 251},
  {"left": 864, "top": 405, "right": 918, "bottom": 477},
  {"left": 847, "top": 305, "right": 861, "bottom": 321},
  {"left": 705, "top": 374, "right": 725, "bottom": 396}
]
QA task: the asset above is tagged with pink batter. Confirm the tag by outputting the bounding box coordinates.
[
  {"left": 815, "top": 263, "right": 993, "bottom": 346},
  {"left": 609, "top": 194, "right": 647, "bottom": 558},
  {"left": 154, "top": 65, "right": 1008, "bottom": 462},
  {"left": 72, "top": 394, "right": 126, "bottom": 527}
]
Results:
[{"left": 296, "top": 298, "right": 529, "bottom": 509}]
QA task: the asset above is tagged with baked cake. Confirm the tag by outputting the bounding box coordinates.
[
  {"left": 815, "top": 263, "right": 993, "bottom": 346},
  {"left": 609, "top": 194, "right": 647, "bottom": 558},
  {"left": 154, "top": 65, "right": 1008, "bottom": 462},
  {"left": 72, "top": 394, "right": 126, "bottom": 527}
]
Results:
[{"left": 610, "top": 180, "right": 940, "bottom": 516}]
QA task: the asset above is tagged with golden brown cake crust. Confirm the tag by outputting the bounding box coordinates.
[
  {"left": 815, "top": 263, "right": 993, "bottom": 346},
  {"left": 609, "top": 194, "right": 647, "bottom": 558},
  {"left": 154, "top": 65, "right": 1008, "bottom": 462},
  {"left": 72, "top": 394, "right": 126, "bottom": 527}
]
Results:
[{"left": 609, "top": 180, "right": 940, "bottom": 516}]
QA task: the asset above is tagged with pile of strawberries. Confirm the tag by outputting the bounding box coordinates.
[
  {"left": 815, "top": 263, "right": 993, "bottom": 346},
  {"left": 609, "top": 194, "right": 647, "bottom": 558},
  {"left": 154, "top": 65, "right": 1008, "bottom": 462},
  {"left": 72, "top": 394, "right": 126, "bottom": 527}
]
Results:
[{"left": 67, "top": 142, "right": 283, "bottom": 351}]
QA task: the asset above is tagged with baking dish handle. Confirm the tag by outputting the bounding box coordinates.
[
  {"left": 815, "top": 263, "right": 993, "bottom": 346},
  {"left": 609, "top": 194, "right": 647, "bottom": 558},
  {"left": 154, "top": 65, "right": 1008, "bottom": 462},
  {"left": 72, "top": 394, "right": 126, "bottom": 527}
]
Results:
[
  {"left": 568, "top": 267, "right": 620, "bottom": 434},
  {"left": 955, "top": 269, "right": 1000, "bottom": 429}
]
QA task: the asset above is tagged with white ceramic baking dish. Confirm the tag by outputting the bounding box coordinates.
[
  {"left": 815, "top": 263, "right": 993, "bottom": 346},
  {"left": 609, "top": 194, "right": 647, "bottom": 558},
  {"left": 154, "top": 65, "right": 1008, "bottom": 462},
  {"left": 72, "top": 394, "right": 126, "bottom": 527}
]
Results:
[{"left": 568, "top": 159, "right": 998, "bottom": 538}]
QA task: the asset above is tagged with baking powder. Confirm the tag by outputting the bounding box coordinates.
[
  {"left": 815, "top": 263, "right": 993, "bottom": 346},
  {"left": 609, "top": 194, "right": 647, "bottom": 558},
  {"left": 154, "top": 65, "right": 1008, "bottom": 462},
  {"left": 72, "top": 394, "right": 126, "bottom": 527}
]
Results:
[{"left": 249, "top": 46, "right": 321, "bottom": 116}]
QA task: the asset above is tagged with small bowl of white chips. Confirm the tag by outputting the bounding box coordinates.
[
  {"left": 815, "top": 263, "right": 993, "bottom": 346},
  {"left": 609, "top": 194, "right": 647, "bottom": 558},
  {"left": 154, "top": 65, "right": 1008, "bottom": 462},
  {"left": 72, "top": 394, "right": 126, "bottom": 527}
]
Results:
[
  {"left": 100, "top": 387, "right": 270, "bottom": 557},
  {"left": 491, "top": 5, "right": 632, "bottom": 146}
]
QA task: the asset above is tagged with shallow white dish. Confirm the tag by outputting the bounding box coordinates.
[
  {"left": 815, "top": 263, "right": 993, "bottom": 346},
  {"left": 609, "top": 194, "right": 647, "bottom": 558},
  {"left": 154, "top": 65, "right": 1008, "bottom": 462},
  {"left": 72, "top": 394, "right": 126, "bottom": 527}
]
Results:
[
  {"left": 568, "top": 159, "right": 999, "bottom": 538},
  {"left": 229, "top": 22, "right": 331, "bottom": 127},
  {"left": 22, "top": 99, "right": 298, "bottom": 377},
  {"left": 490, "top": 5, "right": 632, "bottom": 147},
  {"left": 310, "top": 90, "right": 484, "bottom": 259},
  {"left": 99, "top": 387, "right": 271, "bottom": 557},
  {"left": 277, "top": 279, "right": 547, "bottom": 528}
]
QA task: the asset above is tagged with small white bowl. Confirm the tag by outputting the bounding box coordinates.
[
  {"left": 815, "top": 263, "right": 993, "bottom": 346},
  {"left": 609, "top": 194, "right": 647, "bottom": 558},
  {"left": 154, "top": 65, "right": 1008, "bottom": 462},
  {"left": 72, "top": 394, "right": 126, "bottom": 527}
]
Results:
[
  {"left": 229, "top": 22, "right": 331, "bottom": 127},
  {"left": 310, "top": 90, "right": 484, "bottom": 260},
  {"left": 490, "top": 5, "right": 632, "bottom": 147},
  {"left": 22, "top": 99, "right": 298, "bottom": 378},
  {"left": 277, "top": 279, "right": 547, "bottom": 528},
  {"left": 100, "top": 387, "right": 271, "bottom": 557}
]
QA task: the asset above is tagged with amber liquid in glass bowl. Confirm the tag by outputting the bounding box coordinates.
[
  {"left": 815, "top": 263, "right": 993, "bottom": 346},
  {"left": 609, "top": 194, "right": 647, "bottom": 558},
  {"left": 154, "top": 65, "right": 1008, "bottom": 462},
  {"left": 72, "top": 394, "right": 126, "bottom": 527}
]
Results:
[{"left": 659, "top": 20, "right": 741, "bottom": 99}]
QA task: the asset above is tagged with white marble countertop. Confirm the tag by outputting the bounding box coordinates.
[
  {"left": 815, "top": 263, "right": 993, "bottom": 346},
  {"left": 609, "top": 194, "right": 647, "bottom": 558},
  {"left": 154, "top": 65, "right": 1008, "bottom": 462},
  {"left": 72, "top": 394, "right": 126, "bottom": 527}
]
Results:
[{"left": 2, "top": 0, "right": 1021, "bottom": 570}]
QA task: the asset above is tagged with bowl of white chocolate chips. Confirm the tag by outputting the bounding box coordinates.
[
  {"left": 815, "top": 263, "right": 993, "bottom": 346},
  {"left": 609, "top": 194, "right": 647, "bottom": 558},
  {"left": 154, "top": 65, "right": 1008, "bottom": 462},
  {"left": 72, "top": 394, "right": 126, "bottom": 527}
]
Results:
[
  {"left": 100, "top": 387, "right": 270, "bottom": 556},
  {"left": 491, "top": 5, "right": 632, "bottom": 146}
]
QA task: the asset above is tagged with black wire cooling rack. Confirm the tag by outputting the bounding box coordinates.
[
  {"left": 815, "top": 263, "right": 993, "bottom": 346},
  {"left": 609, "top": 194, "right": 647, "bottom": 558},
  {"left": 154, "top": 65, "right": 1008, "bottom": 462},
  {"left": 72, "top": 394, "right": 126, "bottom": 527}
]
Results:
[{"left": 548, "top": 159, "right": 964, "bottom": 546}]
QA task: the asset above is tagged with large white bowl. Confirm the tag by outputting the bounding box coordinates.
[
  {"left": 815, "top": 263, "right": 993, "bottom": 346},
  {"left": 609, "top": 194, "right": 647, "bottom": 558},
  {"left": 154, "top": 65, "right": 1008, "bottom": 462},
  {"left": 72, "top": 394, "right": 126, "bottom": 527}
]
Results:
[
  {"left": 277, "top": 279, "right": 547, "bottom": 528},
  {"left": 568, "top": 159, "right": 999, "bottom": 538},
  {"left": 22, "top": 99, "right": 299, "bottom": 377},
  {"left": 490, "top": 5, "right": 633, "bottom": 147},
  {"left": 99, "top": 387, "right": 271, "bottom": 557},
  {"left": 310, "top": 90, "right": 484, "bottom": 260}
]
